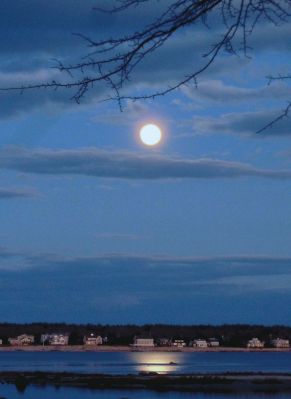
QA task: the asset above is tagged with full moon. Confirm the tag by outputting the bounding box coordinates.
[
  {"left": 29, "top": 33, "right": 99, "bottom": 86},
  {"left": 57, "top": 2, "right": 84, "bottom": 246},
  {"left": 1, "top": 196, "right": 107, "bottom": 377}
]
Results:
[{"left": 139, "top": 124, "right": 162, "bottom": 146}]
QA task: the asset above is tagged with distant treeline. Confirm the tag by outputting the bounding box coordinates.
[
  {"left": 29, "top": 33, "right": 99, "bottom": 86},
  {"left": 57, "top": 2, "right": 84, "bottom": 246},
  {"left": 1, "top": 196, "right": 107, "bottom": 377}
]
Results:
[{"left": 0, "top": 323, "right": 291, "bottom": 346}]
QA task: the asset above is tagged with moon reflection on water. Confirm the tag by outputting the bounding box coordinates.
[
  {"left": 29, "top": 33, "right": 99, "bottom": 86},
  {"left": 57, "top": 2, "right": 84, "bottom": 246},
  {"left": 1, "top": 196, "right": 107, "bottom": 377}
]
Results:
[{"left": 132, "top": 352, "right": 181, "bottom": 374}]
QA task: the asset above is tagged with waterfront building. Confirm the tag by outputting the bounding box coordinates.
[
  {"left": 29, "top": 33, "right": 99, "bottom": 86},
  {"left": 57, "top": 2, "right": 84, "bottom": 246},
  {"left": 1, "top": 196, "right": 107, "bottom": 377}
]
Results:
[
  {"left": 270, "top": 338, "right": 290, "bottom": 348},
  {"left": 208, "top": 338, "right": 220, "bottom": 347},
  {"left": 83, "top": 333, "right": 103, "bottom": 345},
  {"left": 172, "top": 339, "right": 186, "bottom": 347},
  {"left": 132, "top": 337, "right": 155, "bottom": 347},
  {"left": 192, "top": 339, "right": 208, "bottom": 348},
  {"left": 41, "top": 333, "right": 69, "bottom": 345},
  {"left": 247, "top": 338, "right": 264, "bottom": 348},
  {"left": 8, "top": 334, "right": 34, "bottom": 346}
]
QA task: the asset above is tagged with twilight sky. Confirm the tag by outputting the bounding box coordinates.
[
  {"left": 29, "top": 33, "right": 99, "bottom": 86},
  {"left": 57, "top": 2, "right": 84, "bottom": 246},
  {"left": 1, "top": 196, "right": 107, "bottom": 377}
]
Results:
[{"left": 0, "top": 0, "right": 291, "bottom": 324}]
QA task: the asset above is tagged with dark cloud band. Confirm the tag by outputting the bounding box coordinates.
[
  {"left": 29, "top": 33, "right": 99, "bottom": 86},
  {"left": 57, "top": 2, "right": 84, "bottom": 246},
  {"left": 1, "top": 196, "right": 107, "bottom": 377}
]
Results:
[
  {"left": 0, "top": 147, "right": 291, "bottom": 180},
  {"left": 0, "top": 187, "right": 38, "bottom": 199}
]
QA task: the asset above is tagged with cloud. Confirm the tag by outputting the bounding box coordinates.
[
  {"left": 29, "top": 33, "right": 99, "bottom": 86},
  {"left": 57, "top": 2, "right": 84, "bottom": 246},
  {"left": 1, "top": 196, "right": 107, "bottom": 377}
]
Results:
[
  {"left": 35, "top": 253, "right": 291, "bottom": 279},
  {"left": 182, "top": 80, "right": 291, "bottom": 104},
  {"left": 0, "top": 246, "right": 20, "bottom": 258},
  {"left": 2, "top": 249, "right": 291, "bottom": 278},
  {"left": 249, "top": 23, "right": 291, "bottom": 53},
  {"left": 280, "top": 149, "right": 291, "bottom": 158},
  {"left": 0, "top": 250, "right": 291, "bottom": 323},
  {"left": 0, "top": 3, "right": 289, "bottom": 118},
  {"left": 194, "top": 109, "right": 291, "bottom": 137},
  {"left": 0, "top": 2, "right": 289, "bottom": 58},
  {"left": 0, "top": 34, "right": 243, "bottom": 119},
  {"left": 0, "top": 68, "right": 107, "bottom": 119},
  {"left": 0, "top": 147, "right": 291, "bottom": 180},
  {"left": 0, "top": 1, "right": 113, "bottom": 56},
  {"left": 0, "top": 187, "right": 38, "bottom": 199},
  {"left": 95, "top": 233, "right": 143, "bottom": 240},
  {"left": 93, "top": 101, "right": 152, "bottom": 126},
  {"left": 0, "top": 0, "right": 289, "bottom": 123}
]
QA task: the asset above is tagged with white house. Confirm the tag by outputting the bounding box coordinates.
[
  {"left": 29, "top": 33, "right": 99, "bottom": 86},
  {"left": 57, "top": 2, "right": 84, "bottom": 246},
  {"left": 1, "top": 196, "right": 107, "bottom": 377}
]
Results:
[
  {"left": 41, "top": 334, "right": 69, "bottom": 346},
  {"left": 208, "top": 338, "right": 220, "bottom": 347},
  {"left": 132, "top": 337, "right": 155, "bottom": 347},
  {"left": 50, "top": 334, "right": 69, "bottom": 345},
  {"left": 8, "top": 334, "right": 34, "bottom": 346},
  {"left": 172, "top": 339, "right": 186, "bottom": 347},
  {"left": 83, "top": 333, "right": 103, "bottom": 345},
  {"left": 192, "top": 339, "right": 208, "bottom": 348},
  {"left": 247, "top": 338, "right": 264, "bottom": 348},
  {"left": 271, "top": 338, "right": 289, "bottom": 348}
]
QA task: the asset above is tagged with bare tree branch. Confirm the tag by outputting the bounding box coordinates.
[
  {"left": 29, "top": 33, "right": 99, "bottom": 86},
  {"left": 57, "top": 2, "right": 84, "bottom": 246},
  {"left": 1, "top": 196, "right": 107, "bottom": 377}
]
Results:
[
  {"left": 256, "top": 102, "right": 291, "bottom": 133},
  {"left": 0, "top": 0, "right": 290, "bottom": 128},
  {"left": 255, "top": 72, "right": 291, "bottom": 133}
]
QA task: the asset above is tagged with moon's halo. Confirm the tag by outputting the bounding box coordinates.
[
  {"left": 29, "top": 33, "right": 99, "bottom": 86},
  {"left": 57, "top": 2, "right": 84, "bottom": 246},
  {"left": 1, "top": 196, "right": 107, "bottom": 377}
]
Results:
[{"left": 139, "top": 123, "right": 162, "bottom": 146}]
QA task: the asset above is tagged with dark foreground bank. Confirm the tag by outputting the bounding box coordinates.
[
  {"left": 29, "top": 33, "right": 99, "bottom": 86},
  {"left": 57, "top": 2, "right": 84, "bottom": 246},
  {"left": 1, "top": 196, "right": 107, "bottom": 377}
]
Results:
[{"left": 2, "top": 372, "right": 291, "bottom": 394}]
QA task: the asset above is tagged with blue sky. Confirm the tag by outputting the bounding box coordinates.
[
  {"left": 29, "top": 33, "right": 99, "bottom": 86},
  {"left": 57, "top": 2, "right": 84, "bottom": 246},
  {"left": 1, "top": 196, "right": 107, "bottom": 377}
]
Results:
[{"left": 0, "top": 0, "right": 291, "bottom": 324}]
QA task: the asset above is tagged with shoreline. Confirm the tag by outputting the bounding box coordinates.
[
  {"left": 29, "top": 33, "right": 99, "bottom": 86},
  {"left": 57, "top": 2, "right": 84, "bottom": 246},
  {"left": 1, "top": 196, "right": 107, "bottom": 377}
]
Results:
[
  {"left": 0, "top": 345, "right": 290, "bottom": 352},
  {"left": 2, "top": 371, "right": 291, "bottom": 393}
]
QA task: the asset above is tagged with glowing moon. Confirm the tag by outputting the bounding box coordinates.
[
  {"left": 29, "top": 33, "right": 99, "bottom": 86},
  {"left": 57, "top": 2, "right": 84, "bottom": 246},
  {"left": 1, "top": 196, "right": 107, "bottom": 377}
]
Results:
[{"left": 139, "top": 124, "right": 162, "bottom": 146}]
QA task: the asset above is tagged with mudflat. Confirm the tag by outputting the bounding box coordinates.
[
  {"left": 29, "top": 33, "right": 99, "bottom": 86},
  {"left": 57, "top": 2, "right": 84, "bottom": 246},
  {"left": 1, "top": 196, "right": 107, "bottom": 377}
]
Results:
[{"left": 2, "top": 371, "right": 291, "bottom": 393}]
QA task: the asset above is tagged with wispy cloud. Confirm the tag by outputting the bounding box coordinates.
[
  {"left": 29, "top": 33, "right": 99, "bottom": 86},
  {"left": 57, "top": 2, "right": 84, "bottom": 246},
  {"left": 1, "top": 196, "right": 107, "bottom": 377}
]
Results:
[
  {"left": 0, "top": 147, "right": 291, "bottom": 180},
  {"left": 193, "top": 109, "right": 291, "bottom": 137},
  {"left": 182, "top": 80, "right": 290, "bottom": 104},
  {"left": 0, "top": 187, "right": 38, "bottom": 199},
  {"left": 95, "top": 233, "right": 143, "bottom": 240},
  {"left": 2, "top": 249, "right": 291, "bottom": 277},
  {"left": 93, "top": 101, "right": 152, "bottom": 126}
]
